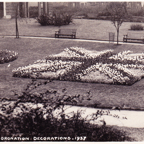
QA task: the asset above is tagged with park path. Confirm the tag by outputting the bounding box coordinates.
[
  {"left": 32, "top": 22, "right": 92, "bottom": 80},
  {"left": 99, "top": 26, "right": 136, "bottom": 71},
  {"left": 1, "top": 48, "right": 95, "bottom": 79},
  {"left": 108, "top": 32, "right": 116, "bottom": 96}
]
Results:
[
  {"left": 3, "top": 35, "right": 144, "bottom": 46},
  {"left": 56, "top": 105, "right": 144, "bottom": 128}
]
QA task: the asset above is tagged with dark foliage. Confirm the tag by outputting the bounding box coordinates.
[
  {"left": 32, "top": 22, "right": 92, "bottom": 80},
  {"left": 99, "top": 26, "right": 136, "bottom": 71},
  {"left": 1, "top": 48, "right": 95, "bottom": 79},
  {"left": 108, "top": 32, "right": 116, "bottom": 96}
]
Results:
[
  {"left": 0, "top": 80, "right": 132, "bottom": 141},
  {"left": 29, "top": 6, "right": 38, "bottom": 18},
  {"left": 37, "top": 12, "right": 73, "bottom": 26},
  {"left": 130, "top": 24, "right": 143, "bottom": 30},
  {"left": 37, "top": 15, "right": 49, "bottom": 26}
]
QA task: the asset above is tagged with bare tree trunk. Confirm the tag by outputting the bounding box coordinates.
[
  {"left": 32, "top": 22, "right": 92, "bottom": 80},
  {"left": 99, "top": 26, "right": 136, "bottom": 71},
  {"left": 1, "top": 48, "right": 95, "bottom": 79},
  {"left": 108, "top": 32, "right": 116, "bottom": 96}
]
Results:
[
  {"left": 15, "top": 4, "right": 19, "bottom": 39},
  {"left": 38, "top": 2, "right": 41, "bottom": 16},
  {"left": 117, "top": 28, "right": 119, "bottom": 45}
]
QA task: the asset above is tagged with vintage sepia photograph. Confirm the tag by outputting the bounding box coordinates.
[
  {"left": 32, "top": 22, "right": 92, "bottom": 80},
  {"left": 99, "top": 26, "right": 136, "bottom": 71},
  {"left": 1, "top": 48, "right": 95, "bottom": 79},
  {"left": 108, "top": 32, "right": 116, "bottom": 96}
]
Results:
[{"left": 0, "top": 0, "right": 144, "bottom": 142}]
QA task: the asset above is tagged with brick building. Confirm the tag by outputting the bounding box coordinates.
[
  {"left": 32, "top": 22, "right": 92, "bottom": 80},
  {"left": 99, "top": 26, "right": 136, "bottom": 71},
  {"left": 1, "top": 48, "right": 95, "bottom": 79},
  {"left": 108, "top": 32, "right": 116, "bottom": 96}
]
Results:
[{"left": 0, "top": 2, "right": 29, "bottom": 18}]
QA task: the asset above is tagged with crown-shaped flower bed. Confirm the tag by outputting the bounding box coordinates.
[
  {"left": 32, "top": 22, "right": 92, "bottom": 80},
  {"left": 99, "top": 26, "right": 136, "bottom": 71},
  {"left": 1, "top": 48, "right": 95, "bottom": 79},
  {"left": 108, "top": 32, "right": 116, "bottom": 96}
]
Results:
[
  {"left": 0, "top": 49, "right": 18, "bottom": 64},
  {"left": 12, "top": 47, "right": 144, "bottom": 85}
]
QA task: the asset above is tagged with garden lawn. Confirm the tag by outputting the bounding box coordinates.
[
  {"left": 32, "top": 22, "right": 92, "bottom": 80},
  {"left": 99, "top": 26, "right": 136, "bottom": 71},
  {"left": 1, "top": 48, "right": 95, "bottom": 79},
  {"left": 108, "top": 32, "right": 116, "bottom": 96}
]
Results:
[
  {"left": 0, "top": 37, "right": 144, "bottom": 110},
  {"left": 1, "top": 37, "right": 144, "bottom": 141},
  {"left": 0, "top": 18, "right": 144, "bottom": 42}
]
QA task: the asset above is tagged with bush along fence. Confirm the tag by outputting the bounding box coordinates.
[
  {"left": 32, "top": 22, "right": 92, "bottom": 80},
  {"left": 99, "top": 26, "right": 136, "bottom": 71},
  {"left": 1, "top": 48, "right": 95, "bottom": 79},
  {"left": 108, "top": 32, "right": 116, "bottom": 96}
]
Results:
[
  {"left": 130, "top": 24, "right": 144, "bottom": 30},
  {"left": 0, "top": 79, "right": 132, "bottom": 141},
  {"left": 37, "top": 12, "right": 73, "bottom": 26}
]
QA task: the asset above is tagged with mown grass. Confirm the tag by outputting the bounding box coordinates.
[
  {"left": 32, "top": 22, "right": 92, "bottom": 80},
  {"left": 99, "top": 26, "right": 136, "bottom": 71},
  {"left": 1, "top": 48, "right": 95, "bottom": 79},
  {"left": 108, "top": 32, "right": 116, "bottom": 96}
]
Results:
[
  {"left": 0, "top": 18, "right": 144, "bottom": 42},
  {"left": 0, "top": 37, "right": 144, "bottom": 141},
  {"left": 1, "top": 37, "right": 144, "bottom": 111}
]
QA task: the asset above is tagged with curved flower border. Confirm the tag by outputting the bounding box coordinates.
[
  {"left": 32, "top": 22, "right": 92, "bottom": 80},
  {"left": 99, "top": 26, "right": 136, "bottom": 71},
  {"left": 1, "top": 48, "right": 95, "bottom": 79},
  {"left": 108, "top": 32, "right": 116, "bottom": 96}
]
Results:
[{"left": 0, "top": 49, "right": 18, "bottom": 64}]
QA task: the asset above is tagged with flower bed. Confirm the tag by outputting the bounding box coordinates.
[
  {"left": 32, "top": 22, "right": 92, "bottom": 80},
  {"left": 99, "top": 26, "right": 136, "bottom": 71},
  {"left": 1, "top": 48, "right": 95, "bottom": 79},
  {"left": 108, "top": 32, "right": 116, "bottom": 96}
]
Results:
[
  {"left": 0, "top": 49, "right": 18, "bottom": 64},
  {"left": 12, "top": 47, "right": 144, "bottom": 85},
  {"left": 13, "top": 60, "right": 82, "bottom": 79},
  {"left": 109, "top": 50, "right": 144, "bottom": 64}
]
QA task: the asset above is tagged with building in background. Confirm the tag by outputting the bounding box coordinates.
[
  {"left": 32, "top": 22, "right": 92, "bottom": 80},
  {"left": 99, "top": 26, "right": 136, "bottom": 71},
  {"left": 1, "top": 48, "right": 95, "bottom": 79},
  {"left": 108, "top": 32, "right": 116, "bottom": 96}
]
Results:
[
  {"left": 0, "top": 2, "right": 144, "bottom": 19},
  {"left": 0, "top": 2, "right": 29, "bottom": 18}
]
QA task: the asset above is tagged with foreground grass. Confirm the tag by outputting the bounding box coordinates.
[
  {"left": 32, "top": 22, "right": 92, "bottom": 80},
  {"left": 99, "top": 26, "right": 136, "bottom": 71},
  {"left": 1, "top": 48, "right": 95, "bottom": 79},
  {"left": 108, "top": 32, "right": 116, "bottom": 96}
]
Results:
[
  {"left": 0, "top": 91, "right": 132, "bottom": 141},
  {"left": 0, "top": 79, "right": 134, "bottom": 141},
  {"left": 115, "top": 126, "right": 144, "bottom": 141}
]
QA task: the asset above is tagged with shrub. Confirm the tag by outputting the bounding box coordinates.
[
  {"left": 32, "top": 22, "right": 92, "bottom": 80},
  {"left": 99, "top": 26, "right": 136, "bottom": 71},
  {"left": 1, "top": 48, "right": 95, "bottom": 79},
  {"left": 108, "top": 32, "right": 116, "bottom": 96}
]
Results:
[
  {"left": 97, "top": 11, "right": 110, "bottom": 17},
  {"left": 52, "top": 12, "right": 64, "bottom": 26},
  {"left": 62, "top": 14, "right": 73, "bottom": 25},
  {"left": 0, "top": 102, "right": 131, "bottom": 141},
  {"left": 0, "top": 80, "right": 132, "bottom": 141},
  {"left": 130, "top": 24, "right": 144, "bottom": 30},
  {"left": 128, "top": 8, "right": 144, "bottom": 17},
  {"left": 37, "top": 12, "right": 73, "bottom": 26},
  {"left": 53, "top": 12, "right": 73, "bottom": 26},
  {"left": 37, "top": 15, "right": 49, "bottom": 26}
]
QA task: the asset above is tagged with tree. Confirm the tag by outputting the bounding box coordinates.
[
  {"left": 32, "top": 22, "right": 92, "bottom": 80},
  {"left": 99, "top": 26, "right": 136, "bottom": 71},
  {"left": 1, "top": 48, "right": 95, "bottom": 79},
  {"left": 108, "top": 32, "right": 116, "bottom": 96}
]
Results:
[
  {"left": 106, "top": 2, "right": 128, "bottom": 45},
  {"left": 15, "top": 3, "right": 30, "bottom": 39},
  {"left": 15, "top": 3, "right": 19, "bottom": 38}
]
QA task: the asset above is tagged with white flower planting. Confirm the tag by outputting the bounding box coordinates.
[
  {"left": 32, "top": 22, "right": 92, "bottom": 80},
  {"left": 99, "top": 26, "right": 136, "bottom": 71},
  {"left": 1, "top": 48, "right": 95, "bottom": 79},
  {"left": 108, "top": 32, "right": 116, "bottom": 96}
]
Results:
[
  {"left": 64, "top": 48, "right": 82, "bottom": 57},
  {"left": 13, "top": 59, "right": 82, "bottom": 78},
  {"left": 12, "top": 47, "right": 144, "bottom": 85},
  {"left": 48, "top": 47, "right": 83, "bottom": 59},
  {"left": 79, "top": 63, "right": 127, "bottom": 84},
  {"left": 0, "top": 49, "right": 18, "bottom": 63},
  {"left": 47, "top": 47, "right": 113, "bottom": 61},
  {"left": 109, "top": 50, "right": 144, "bottom": 63},
  {"left": 69, "top": 47, "right": 113, "bottom": 59}
]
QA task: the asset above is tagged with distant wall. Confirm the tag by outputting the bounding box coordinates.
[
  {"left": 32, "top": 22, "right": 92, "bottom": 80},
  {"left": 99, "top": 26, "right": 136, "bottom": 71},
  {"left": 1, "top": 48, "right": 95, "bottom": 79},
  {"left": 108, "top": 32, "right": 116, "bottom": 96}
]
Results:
[{"left": 28, "top": 2, "right": 38, "bottom": 7}]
